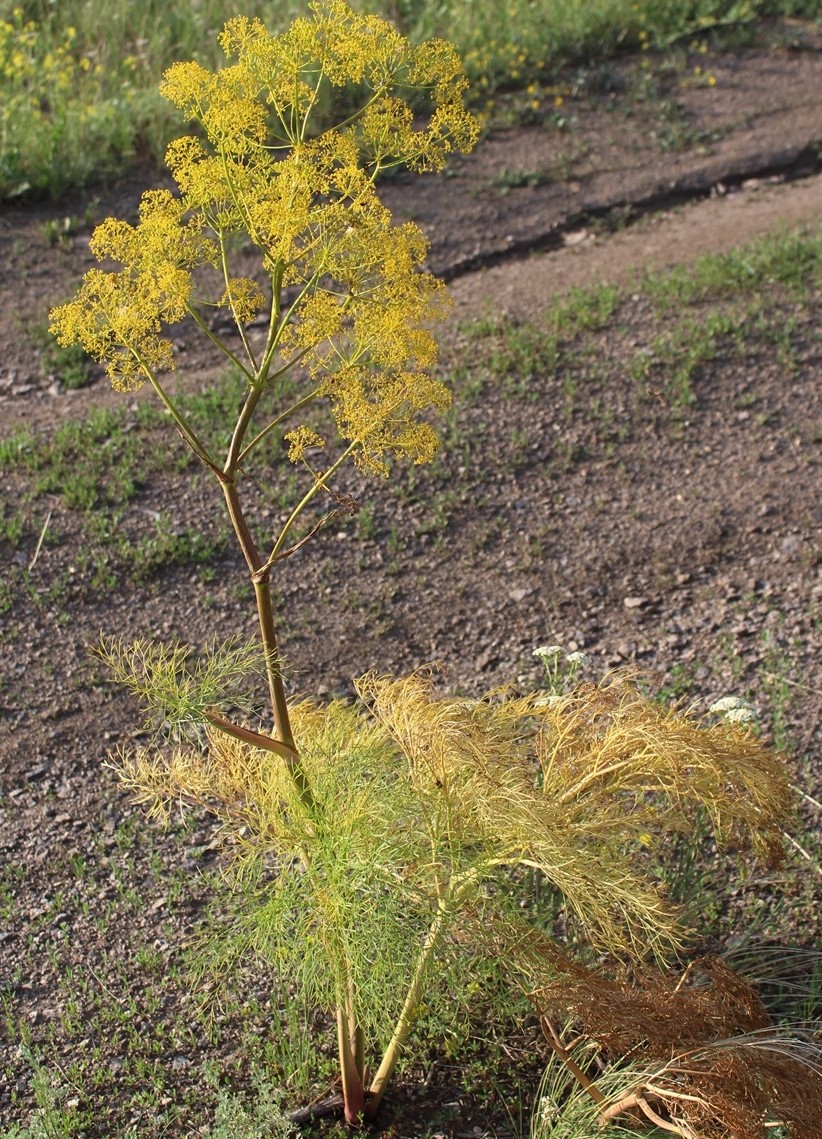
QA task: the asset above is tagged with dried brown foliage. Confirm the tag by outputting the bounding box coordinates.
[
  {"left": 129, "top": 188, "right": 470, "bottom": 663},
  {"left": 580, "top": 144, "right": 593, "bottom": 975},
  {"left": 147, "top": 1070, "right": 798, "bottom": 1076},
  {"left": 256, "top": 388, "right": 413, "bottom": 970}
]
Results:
[
  {"left": 521, "top": 936, "right": 822, "bottom": 1139},
  {"left": 533, "top": 949, "right": 771, "bottom": 1053}
]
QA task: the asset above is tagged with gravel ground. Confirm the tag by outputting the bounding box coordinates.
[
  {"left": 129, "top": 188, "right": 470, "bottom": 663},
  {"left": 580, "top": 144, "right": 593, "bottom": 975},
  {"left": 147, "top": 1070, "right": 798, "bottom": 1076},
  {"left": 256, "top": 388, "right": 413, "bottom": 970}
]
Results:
[{"left": 0, "top": 24, "right": 820, "bottom": 1138}]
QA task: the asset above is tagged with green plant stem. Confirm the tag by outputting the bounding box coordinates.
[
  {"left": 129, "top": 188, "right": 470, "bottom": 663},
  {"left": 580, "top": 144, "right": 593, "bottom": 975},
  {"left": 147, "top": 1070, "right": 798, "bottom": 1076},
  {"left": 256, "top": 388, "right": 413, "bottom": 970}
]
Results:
[
  {"left": 365, "top": 869, "right": 481, "bottom": 1118},
  {"left": 251, "top": 578, "right": 293, "bottom": 745},
  {"left": 348, "top": 972, "right": 365, "bottom": 1082},
  {"left": 225, "top": 379, "right": 268, "bottom": 473},
  {"left": 266, "top": 441, "right": 358, "bottom": 566},
  {"left": 145, "top": 369, "right": 220, "bottom": 475},
  {"left": 260, "top": 261, "right": 284, "bottom": 372},
  {"left": 203, "top": 711, "right": 298, "bottom": 763},
  {"left": 218, "top": 229, "right": 257, "bottom": 370},
  {"left": 237, "top": 384, "right": 319, "bottom": 466},
  {"left": 142, "top": 328, "right": 324, "bottom": 813},
  {"left": 184, "top": 304, "right": 254, "bottom": 381},
  {"left": 366, "top": 906, "right": 449, "bottom": 1117},
  {"left": 353, "top": 1017, "right": 365, "bottom": 1084}
]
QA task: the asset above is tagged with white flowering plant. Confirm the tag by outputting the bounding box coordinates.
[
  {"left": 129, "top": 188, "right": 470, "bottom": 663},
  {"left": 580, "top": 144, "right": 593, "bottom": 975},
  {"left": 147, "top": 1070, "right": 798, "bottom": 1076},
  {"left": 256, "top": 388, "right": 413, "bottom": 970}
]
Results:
[
  {"left": 710, "top": 695, "right": 759, "bottom": 725},
  {"left": 533, "top": 643, "right": 589, "bottom": 694}
]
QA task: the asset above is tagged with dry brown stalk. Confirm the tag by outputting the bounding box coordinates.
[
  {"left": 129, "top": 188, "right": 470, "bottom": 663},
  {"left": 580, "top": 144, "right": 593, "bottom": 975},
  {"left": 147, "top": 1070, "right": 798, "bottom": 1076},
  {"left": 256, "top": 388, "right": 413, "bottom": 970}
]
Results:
[{"left": 541, "top": 1015, "right": 606, "bottom": 1105}]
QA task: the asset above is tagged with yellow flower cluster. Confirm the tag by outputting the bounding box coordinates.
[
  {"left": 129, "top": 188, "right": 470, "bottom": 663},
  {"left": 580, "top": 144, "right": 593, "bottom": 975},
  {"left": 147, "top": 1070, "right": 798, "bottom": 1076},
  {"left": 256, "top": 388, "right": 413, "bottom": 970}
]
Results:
[
  {"left": 161, "top": 0, "right": 478, "bottom": 167},
  {"left": 51, "top": 1, "right": 479, "bottom": 474},
  {"left": 0, "top": 9, "right": 131, "bottom": 194},
  {"left": 461, "top": 32, "right": 544, "bottom": 94},
  {"left": 220, "top": 277, "right": 266, "bottom": 325},
  {"left": 1, "top": 11, "right": 77, "bottom": 93},
  {"left": 284, "top": 425, "right": 327, "bottom": 462},
  {"left": 51, "top": 269, "right": 175, "bottom": 391},
  {"left": 51, "top": 190, "right": 217, "bottom": 390}
]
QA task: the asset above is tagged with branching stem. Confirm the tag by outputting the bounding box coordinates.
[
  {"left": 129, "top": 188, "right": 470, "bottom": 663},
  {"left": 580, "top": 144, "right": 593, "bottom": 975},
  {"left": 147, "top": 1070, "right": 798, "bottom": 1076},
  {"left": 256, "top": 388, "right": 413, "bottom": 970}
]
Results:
[
  {"left": 184, "top": 304, "right": 255, "bottom": 381},
  {"left": 145, "top": 368, "right": 221, "bottom": 476},
  {"left": 366, "top": 868, "right": 482, "bottom": 1118},
  {"left": 266, "top": 441, "right": 358, "bottom": 567},
  {"left": 237, "top": 384, "right": 319, "bottom": 466},
  {"left": 226, "top": 388, "right": 264, "bottom": 473},
  {"left": 218, "top": 229, "right": 258, "bottom": 370}
]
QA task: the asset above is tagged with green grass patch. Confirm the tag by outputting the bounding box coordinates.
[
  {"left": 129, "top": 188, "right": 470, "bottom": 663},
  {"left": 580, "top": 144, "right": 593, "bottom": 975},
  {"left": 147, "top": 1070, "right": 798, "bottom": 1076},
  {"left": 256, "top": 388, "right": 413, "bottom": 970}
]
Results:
[
  {"left": 1, "top": 225, "right": 818, "bottom": 590},
  {"left": 459, "top": 282, "right": 620, "bottom": 401},
  {"left": 0, "top": 390, "right": 229, "bottom": 587},
  {"left": 0, "top": 368, "right": 310, "bottom": 591},
  {"left": 0, "top": 406, "right": 146, "bottom": 510},
  {"left": 642, "top": 224, "right": 822, "bottom": 306},
  {"left": 456, "top": 225, "right": 819, "bottom": 415}
]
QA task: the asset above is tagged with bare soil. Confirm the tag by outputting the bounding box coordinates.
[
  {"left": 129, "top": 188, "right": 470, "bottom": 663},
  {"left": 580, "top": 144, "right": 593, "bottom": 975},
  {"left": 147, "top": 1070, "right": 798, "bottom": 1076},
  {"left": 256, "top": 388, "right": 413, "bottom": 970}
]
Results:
[
  {"left": 0, "top": 24, "right": 820, "bottom": 1138},
  {"left": 449, "top": 171, "right": 822, "bottom": 318}
]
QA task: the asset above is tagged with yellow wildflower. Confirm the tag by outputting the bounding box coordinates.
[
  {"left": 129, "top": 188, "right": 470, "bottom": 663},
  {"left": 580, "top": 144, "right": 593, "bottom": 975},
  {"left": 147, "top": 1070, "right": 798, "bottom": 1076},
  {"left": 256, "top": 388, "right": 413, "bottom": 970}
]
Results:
[
  {"left": 284, "top": 426, "right": 327, "bottom": 462},
  {"left": 219, "top": 278, "right": 265, "bottom": 325},
  {"left": 51, "top": 0, "right": 479, "bottom": 476}
]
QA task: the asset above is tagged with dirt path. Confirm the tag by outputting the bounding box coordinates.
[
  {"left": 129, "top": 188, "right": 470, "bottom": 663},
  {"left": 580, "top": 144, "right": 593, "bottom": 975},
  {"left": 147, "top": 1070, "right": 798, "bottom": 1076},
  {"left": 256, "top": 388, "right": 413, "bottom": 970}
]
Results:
[
  {"left": 3, "top": 168, "right": 817, "bottom": 434},
  {"left": 381, "top": 30, "right": 822, "bottom": 280},
  {"left": 449, "top": 171, "right": 822, "bottom": 320}
]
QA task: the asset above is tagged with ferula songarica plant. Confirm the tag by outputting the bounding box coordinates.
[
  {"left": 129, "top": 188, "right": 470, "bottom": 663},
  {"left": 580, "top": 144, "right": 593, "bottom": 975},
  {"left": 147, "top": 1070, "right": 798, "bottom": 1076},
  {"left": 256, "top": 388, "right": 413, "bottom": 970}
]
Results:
[{"left": 51, "top": 1, "right": 794, "bottom": 1126}]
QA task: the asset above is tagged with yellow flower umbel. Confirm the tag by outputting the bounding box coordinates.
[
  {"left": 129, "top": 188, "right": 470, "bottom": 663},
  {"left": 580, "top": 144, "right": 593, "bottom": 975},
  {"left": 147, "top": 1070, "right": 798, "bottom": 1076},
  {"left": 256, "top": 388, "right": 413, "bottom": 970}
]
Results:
[{"left": 50, "top": 0, "right": 478, "bottom": 470}]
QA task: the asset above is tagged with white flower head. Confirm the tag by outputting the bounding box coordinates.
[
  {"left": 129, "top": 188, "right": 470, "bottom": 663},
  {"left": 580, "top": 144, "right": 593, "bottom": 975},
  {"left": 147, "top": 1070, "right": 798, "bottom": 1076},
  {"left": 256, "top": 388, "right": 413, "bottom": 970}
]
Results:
[
  {"left": 536, "top": 1095, "right": 559, "bottom": 1126},
  {"left": 710, "top": 695, "right": 758, "bottom": 724},
  {"left": 724, "top": 705, "right": 758, "bottom": 724},
  {"left": 566, "top": 651, "right": 588, "bottom": 666},
  {"left": 533, "top": 644, "right": 563, "bottom": 660},
  {"left": 709, "top": 695, "right": 748, "bottom": 713}
]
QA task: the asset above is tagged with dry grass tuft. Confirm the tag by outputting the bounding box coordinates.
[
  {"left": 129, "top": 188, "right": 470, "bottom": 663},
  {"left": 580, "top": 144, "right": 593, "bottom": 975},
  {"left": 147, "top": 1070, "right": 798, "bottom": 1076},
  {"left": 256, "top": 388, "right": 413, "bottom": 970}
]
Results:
[{"left": 522, "top": 936, "right": 822, "bottom": 1139}]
